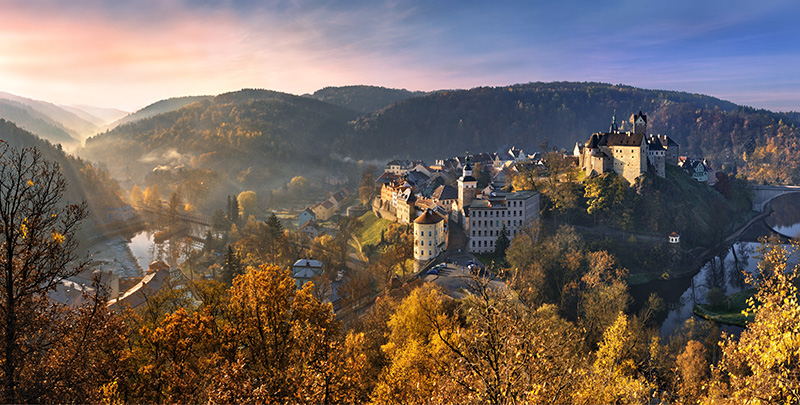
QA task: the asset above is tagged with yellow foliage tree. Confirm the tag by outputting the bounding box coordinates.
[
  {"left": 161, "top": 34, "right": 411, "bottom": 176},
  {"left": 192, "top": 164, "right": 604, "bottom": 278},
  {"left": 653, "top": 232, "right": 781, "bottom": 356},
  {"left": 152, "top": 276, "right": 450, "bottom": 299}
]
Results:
[
  {"left": 573, "top": 312, "right": 653, "bottom": 404},
  {"left": 704, "top": 240, "right": 800, "bottom": 404}
]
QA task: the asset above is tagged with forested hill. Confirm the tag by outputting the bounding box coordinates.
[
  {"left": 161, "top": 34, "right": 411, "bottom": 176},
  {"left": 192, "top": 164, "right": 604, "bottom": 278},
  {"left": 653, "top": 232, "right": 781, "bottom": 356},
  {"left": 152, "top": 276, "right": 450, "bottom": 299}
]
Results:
[
  {"left": 339, "top": 82, "right": 800, "bottom": 183},
  {"left": 108, "top": 95, "right": 213, "bottom": 129},
  {"left": 82, "top": 82, "right": 800, "bottom": 192},
  {"left": 80, "top": 89, "right": 361, "bottom": 210},
  {"left": 308, "top": 85, "right": 428, "bottom": 114},
  {"left": 0, "top": 119, "right": 125, "bottom": 227}
]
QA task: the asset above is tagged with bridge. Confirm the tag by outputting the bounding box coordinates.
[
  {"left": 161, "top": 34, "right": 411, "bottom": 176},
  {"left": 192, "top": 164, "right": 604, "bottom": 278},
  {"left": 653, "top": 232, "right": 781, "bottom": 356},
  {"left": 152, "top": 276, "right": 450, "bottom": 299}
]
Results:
[
  {"left": 134, "top": 204, "right": 212, "bottom": 226},
  {"left": 749, "top": 185, "right": 800, "bottom": 212}
]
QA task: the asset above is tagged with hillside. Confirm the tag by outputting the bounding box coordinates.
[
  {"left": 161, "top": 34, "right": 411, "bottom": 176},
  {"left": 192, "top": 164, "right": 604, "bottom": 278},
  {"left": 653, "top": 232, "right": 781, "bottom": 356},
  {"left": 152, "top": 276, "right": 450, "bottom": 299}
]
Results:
[
  {"left": 108, "top": 95, "right": 212, "bottom": 129},
  {"left": 339, "top": 82, "right": 740, "bottom": 159},
  {"left": 81, "top": 89, "right": 360, "bottom": 212},
  {"left": 0, "top": 100, "right": 79, "bottom": 148},
  {"left": 0, "top": 119, "right": 126, "bottom": 233},
  {"left": 309, "top": 85, "right": 428, "bottom": 114},
  {"left": 60, "top": 105, "right": 128, "bottom": 127},
  {"left": 0, "top": 91, "right": 100, "bottom": 144}
]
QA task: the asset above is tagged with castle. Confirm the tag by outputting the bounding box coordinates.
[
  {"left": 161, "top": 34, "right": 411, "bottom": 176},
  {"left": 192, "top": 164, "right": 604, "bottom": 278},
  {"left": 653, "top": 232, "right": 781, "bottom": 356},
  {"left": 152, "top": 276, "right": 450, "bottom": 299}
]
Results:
[{"left": 575, "top": 111, "right": 679, "bottom": 184}]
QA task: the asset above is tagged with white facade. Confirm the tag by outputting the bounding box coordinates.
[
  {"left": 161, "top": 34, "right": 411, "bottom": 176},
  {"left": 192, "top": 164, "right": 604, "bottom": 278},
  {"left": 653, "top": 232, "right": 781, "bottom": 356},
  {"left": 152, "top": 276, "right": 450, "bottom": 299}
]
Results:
[
  {"left": 413, "top": 210, "right": 447, "bottom": 261},
  {"left": 467, "top": 190, "right": 539, "bottom": 254}
]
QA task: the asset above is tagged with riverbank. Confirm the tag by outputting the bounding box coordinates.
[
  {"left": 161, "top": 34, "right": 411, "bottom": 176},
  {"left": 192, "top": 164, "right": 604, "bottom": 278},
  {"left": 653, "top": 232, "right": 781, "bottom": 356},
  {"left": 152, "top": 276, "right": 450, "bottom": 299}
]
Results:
[
  {"left": 694, "top": 288, "right": 756, "bottom": 327},
  {"left": 625, "top": 209, "right": 766, "bottom": 286}
]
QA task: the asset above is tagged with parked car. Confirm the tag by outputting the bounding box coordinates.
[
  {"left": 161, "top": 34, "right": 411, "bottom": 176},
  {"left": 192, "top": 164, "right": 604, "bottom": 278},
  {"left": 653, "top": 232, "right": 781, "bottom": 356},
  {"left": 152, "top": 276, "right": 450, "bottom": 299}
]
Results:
[{"left": 426, "top": 268, "right": 439, "bottom": 275}]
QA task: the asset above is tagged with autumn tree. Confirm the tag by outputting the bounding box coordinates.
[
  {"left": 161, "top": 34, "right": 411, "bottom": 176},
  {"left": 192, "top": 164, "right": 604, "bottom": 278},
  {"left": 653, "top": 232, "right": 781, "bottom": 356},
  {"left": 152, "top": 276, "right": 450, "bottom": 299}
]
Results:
[
  {"left": 237, "top": 190, "right": 258, "bottom": 219},
  {"left": 371, "top": 284, "right": 450, "bottom": 404},
  {"left": 288, "top": 175, "right": 309, "bottom": 197},
  {"left": 358, "top": 164, "right": 377, "bottom": 205},
  {"left": 208, "top": 264, "right": 367, "bottom": 403},
  {"left": 704, "top": 239, "right": 800, "bottom": 404},
  {"left": 0, "top": 143, "right": 121, "bottom": 403},
  {"left": 573, "top": 313, "right": 654, "bottom": 404},
  {"left": 429, "top": 279, "right": 584, "bottom": 405}
]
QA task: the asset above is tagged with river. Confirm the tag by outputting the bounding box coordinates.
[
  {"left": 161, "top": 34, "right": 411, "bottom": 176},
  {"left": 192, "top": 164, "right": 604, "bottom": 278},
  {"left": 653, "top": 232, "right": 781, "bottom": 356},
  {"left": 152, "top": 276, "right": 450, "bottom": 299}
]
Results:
[
  {"left": 633, "top": 192, "right": 800, "bottom": 338},
  {"left": 127, "top": 223, "right": 210, "bottom": 271}
]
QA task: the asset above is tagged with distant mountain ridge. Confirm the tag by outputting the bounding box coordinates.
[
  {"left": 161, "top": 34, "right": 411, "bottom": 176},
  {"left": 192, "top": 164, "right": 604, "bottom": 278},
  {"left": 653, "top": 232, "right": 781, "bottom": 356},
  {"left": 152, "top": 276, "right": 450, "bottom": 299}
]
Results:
[
  {"left": 308, "top": 85, "right": 429, "bottom": 114},
  {"left": 108, "top": 95, "right": 212, "bottom": 130},
  {"left": 71, "top": 82, "right": 800, "bottom": 199}
]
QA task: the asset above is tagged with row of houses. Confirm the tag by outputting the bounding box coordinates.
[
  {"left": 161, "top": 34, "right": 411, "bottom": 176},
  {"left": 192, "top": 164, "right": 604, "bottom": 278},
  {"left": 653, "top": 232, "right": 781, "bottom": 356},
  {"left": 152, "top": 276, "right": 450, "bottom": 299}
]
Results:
[{"left": 297, "top": 189, "right": 351, "bottom": 238}]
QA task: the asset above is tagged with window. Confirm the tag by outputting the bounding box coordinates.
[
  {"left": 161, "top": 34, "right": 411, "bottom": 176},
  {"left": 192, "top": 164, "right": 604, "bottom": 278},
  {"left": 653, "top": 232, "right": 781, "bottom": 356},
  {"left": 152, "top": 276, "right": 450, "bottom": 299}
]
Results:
[
  {"left": 429, "top": 250, "right": 432, "bottom": 256},
  {"left": 428, "top": 231, "right": 432, "bottom": 236},
  {"left": 429, "top": 240, "right": 432, "bottom": 246}
]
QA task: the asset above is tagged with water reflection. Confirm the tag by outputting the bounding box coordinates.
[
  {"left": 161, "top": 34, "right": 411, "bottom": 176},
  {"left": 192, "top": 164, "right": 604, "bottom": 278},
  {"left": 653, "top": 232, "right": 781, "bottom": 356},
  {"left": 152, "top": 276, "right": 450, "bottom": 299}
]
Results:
[
  {"left": 657, "top": 242, "right": 759, "bottom": 337},
  {"left": 767, "top": 193, "right": 800, "bottom": 238},
  {"left": 128, "top": 223, "right": 209, "bottom": 271}
]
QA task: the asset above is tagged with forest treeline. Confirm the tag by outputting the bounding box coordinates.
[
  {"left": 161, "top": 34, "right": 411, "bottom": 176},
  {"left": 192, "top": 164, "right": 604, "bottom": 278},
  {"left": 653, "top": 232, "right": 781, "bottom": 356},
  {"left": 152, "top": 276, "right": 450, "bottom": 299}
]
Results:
[
  {"left": 2, "top": 141, "right": 800, "bottom": 404},
  {"left": 80, "top": 83, "right": 800, "bottom": 218}
]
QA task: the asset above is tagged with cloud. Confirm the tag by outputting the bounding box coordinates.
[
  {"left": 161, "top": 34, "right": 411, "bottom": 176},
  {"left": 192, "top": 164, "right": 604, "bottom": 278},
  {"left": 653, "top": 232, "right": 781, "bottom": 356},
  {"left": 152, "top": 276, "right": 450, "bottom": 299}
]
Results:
[{"left": 1, "top": 0, "right": 800, "bottom": 111}]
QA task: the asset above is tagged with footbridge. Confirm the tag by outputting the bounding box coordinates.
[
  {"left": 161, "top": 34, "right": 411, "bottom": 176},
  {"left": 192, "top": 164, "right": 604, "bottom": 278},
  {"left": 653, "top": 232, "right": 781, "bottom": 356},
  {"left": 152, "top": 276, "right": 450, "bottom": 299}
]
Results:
[{"left": 750, "top": 184, "right": 800, "bottom": 212}]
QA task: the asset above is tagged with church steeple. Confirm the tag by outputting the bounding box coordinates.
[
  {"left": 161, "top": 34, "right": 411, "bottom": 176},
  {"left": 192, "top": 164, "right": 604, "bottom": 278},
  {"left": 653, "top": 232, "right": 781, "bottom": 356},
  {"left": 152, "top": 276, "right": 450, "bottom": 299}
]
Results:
[{"left": 458, "top": 152, "right": 477, "bottom": 212}]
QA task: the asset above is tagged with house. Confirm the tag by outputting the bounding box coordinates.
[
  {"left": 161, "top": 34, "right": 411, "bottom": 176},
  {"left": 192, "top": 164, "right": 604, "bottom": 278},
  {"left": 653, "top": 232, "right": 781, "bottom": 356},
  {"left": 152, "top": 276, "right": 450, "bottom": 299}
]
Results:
[
  {"left": 678, "top": 157, "right": 709, "bottom": 182},
  {"left": 298, "top": 207, "right": 316, "bottom": 229},
  {"left": 385, "top": 159, "right": 417, "bottom": 175},
  {"left": 328, "top": 190, "right": 347, "bottom": 211},
  {"left": 299, "top": 220, "right": 321, "bottom": 238},
  {"left": 312, "top": 200, "right": 336, "bottom": 221},
  {"left": 292, "top": 259, "right": 324, "bottom": 289},
  {"left": 326, "top": 174, "right": 349, "bottom": 186},
  {"left": 395, "top": 188, "right": 417, "bottom": 224},
  {"left": 108, "top": 261, "right": 171, "bottom": 311},
  {"left": 431, "top": 184, "right": 458, "bottom": 211}
]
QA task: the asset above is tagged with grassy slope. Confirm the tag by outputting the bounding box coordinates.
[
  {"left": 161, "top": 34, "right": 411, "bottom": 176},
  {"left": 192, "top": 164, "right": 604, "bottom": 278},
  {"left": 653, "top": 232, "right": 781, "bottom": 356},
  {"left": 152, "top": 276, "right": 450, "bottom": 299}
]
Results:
[
  {"left": 694, "top": 288, "right": 756, "bottom": 327},
  {"left": 357, "top": 211, "right": 393, "bottom": 246}
]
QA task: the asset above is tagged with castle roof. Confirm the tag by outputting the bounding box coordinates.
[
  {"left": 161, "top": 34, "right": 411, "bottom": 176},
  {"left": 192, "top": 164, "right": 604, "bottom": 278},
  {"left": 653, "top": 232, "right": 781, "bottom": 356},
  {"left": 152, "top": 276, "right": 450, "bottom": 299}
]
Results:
[
  {"left": 634, "top": 110, "right": 647, "bottom": 123},
  {"left": 602, "top": 132, "right": 644, "bottom": 147}
]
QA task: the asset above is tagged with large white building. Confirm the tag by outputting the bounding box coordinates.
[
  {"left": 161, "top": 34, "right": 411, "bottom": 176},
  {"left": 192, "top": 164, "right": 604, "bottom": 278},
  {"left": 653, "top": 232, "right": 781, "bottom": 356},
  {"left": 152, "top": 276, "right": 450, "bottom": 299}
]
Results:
[
  {"left": 454, "top": 157, "right": 540, "bottom": 254},
  {"left": 413, "top": 209, "right": 447, "bottom": 261},
  {"left": 466, "top": 190, "right": 539, "bottom": 253}
]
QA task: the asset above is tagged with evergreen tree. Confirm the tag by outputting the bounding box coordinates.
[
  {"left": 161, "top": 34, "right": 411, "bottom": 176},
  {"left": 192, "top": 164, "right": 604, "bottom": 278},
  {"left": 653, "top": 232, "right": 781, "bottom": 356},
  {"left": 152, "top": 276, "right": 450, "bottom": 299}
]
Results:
[
  {"left": 495, "top": 224, "right": 510, "bottom": 257},
  {"left": 222, "top": 245, "right": 243, "bottom": 286},
  {"left": 265, "top": 213, "right": 284, "bottom": 238},
  {"left": 227, "top": 195, "right": 240, "bottom": 225}
]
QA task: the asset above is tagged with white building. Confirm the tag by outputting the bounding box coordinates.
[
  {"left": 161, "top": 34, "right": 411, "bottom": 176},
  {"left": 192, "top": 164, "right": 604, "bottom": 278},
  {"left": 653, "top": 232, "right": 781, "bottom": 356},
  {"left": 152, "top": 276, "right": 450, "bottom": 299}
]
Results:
[
  {"left": 413, "top": 209, "right": 447, "bottom": 261},
  {"left": 466, "top": 190, "right": 539, "bottom": 254}
]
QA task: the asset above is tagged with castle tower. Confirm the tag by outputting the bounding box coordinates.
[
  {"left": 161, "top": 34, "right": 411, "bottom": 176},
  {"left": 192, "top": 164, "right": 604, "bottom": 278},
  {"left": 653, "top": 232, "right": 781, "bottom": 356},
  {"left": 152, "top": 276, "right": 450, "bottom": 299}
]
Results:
[
  {"left": 633, "top": 110, "right": 647, "bottom": 135},
  {"left": 458, "top": 156, "right": 477, "bottom": 212},
  {"left": 609, "top": 111, "right": 618, "bottom": 133}
]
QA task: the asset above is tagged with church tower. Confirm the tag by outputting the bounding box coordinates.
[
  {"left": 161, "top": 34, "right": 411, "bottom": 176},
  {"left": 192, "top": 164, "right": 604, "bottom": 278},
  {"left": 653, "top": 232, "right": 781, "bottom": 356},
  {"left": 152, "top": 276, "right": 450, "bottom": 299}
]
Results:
[
  {"left": 458, "top": 156, "right": 477, "bottom": 212},
  {"left": 633, "top": 110, "right": 647, "bottom": 135}
]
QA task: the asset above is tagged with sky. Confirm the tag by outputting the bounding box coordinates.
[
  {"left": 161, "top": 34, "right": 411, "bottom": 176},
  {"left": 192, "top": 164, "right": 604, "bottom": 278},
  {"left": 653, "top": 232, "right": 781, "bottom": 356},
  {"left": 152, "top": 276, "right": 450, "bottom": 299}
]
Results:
[{"left": 1, "top": 0, "right": 799, "bottom": 112}]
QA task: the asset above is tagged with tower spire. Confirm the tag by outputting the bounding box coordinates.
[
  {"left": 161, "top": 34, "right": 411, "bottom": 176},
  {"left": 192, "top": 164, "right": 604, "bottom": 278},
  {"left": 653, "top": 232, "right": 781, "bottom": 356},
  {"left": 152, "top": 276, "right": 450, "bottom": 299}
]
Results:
[{"left": 610, "top": 109, "right": 618, "bottom": 133}]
